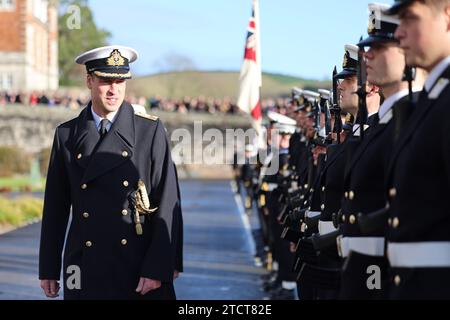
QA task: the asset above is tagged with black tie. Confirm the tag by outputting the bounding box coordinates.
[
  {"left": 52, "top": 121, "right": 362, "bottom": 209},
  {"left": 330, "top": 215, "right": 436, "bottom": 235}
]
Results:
[
  {"left": 417, "top": 88, "right": 428, "bottom": 106},
  {"left": 99, "top": 119, "right": 109, "bottom": 140}
]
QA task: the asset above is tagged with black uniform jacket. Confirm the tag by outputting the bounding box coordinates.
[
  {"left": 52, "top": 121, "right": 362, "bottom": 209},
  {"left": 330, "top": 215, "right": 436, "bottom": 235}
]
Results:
[{"left": 386, "top": 67, "right": 450, "bottom": 299}]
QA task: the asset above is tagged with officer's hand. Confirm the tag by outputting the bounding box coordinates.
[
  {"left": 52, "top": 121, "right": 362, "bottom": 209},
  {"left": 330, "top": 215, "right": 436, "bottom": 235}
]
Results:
[
  {"left": 136, "top": 277, "right": 161, "bottom": 295},
  {"left": 40, "top": 279, "right": 60, "bottom": 298}
]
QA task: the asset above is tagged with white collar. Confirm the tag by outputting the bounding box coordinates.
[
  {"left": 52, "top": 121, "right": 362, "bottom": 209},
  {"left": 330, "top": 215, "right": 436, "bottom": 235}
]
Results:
[
  {"left": 379, "top": 87, "right": 423, "bottom": 120},
  {"left": 90, "top": 105, "right": 118, "bottom": 131},
  {"left": 424, "top": 55, "right": 450, "bottom": 92}
]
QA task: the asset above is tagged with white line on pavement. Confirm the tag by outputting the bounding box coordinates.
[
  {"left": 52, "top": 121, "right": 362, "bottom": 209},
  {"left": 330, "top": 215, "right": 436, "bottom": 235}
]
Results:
[{"left": 231, "top": 182, "right": 256, "bottom": 257}]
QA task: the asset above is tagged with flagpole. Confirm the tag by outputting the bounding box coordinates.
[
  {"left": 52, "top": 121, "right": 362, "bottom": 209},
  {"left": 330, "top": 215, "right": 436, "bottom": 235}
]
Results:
[
  {"left": 254, "top": 0, "right": 264, "bottom": 149},
  {"left": 237, "top": 0, "right": 263, "bottom": 148}
]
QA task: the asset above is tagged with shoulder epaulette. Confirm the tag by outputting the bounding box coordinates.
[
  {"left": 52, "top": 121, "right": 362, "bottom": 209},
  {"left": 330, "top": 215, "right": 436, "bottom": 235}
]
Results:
[{"left": 136, "top": 112, "right": 159, "bottom": 121}]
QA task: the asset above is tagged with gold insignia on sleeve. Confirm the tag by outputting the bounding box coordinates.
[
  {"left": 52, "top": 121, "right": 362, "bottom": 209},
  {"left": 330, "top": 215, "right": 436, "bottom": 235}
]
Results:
[
  {"left": 136, "top": 112, "right": 159, "bottom": 121},
  {"left": 93, "top": 70, "right": 131, "bottom": 78},
  {"left": 345, "top": 113, "right": 355, "bottom": 124},
  {"left": 106, "top": 49, "right": 126, "bottom": 67},
  {"left": 136, "top": 180, "right": 158, "bottom": 215}
]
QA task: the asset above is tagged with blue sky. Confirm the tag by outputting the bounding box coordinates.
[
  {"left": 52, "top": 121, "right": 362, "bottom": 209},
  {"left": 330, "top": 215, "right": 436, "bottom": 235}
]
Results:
[{"left": 87, "top": 0, "right": 395, "bottom": 80}]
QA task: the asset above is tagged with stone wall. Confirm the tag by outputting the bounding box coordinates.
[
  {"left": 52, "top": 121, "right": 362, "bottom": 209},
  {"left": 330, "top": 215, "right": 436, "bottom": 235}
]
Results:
[
  {"left": 0, "top": 0, "right": 58, "bottom": 91},
  {"left": 0, "top": 104, "right": 253, "bottom": 179}
]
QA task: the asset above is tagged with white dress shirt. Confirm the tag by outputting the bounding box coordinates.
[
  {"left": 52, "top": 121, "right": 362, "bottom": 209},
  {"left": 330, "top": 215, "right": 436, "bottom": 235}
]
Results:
[
  {"left": 91, "top": 106, "right": 118, "bottom": 132},
  {"left": 424, "top": 55, "right": 450, "bottom": 92}
]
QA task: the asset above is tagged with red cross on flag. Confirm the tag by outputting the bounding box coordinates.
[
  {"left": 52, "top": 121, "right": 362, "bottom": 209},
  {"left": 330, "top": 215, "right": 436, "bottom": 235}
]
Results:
[{"left": 237, "top": 0, "right": 263, "bottom": 146}]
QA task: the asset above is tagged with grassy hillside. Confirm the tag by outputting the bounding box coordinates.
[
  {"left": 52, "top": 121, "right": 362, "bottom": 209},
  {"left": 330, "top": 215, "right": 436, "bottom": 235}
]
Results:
[{"left": 127, "top": 71, "right": 330, "bottom": 99}]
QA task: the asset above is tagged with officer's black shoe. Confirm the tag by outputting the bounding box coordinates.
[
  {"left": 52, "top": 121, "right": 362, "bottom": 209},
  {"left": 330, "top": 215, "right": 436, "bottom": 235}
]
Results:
[
  {"left": 269, "top": 287, "right": 296, "bottom": 300},
  {"left": 262, "top": 279, "right": 280, "bottom": 292},
  {"left": 260, "top": 270, "right": 276, "bottom": 282}
]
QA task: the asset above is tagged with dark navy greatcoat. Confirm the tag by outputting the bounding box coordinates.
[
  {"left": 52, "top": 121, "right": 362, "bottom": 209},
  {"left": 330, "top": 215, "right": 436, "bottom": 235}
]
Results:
[
  {"left": 386, "top": 67, "right": 450, "bottom": 299},
  {"left": 39, "top": 101, "right": 182, "bottom": 300}
]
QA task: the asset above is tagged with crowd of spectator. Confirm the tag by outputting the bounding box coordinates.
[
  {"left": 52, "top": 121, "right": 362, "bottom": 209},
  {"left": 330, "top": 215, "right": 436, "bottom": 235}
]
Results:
[{"left": 0, "top": 91, "right": 293, "bottom": 115}]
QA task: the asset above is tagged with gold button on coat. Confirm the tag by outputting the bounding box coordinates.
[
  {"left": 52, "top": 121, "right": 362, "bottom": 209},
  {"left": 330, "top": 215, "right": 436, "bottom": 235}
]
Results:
[
  {"left": 83, "top": 212, "right": 89, "bottom": 218},
  {"left": 123, "top": 181, "right": 129, "bottom": 187},
  {"left": 344, "top": 192, "right": 348, "bottom": 198},
  {"left": 122, "top": 151, "right": 128, "bottom": 157},
  {"left": 81, "top": 184, "right": 87, "bottom": 190},
  {"left": 85, "top": 241, "right": 92, "bottom": 247},
  {"left": 321, "top": 204, "right": 325, "bottom": 210},
  {"left": 389, "top": 188, "right": 397, "bottom": 198},
  {"left": 392, "top": 217, "right": 400, "bottom": 228},
  {"left": 77, "top": 153, "right": 82, "bottom": 160},
  {"left": 121, "top": 239, "right": 128, "bottom": 245},
  {"left": 394, "top": 275, "right": 401, "bottom": 286},
  {"left": 349, "top": 191, "right": 355, "bottom": 200},
  {"left": 121, "top": 209, "right": 128, "bottom": 216},
  {"left": 349, "top": 215, "right": 356, "bottom": 224}
]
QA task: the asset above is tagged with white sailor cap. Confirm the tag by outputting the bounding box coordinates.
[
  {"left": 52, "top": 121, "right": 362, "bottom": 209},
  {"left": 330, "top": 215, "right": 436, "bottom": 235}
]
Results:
[
  {"left": 267, "top": 111, "right": 297, "bottom": 126},
  {"left": 319, "top": 126, "right": 326, "bottom": 138},
  {"left": 292, "top": 87, "right": 308, "bottom": 112},
  {"left": 75, "top": 45, "right": 139, "bottom": 79},
  {"left": 318, "top": 89, "right": 331, "bottom": 100},
  {"left": 335, "top": 44, "right": 359, "bottom": 79}
]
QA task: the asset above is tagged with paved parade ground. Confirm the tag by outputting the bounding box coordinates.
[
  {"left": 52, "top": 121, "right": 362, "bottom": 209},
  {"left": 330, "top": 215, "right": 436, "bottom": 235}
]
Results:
[{"left": 0, "top": 180, "right": 265, "bottom": 300}]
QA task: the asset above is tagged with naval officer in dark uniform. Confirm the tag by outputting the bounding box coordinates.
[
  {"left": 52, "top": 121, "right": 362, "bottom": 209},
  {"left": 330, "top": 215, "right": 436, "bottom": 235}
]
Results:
[
  {"left": 308, "top": 46, "right": 362, "bottom": 300},
  {"left": 39, "top": 45, "right": 183, "bottom": 300},
  {"left": 384, "top": 0, "right": 450, "bottom": 299},
  {"left": 338, "top": 3, "right": 424, "bottom": 299}
]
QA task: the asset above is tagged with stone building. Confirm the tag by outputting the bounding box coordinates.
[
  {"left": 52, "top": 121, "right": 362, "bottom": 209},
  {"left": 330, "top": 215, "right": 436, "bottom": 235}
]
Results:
[{"left": 0, "top": 0, "right": 58, "bottom": 92}]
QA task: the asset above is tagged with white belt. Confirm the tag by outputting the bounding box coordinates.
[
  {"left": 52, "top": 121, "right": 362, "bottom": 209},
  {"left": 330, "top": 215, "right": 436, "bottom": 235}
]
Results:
[
  {"left": 318, "top": 221, "right": 337, "bottom": 235},
  {"left": 267, "top": 183, "right": 278, "bottom": 191},
  {"left": 300, "top": 222, "right": 307, "bottom": 233},
  {"left": 288, "top": 181, "right": 298, "bottom": 193},
  {"left": 305, "top": 210, "right": 321, "bottom": 219},
  {"left": 388, "top": 242, "right": 450, "bottom": 268},
  {"left": 337, "top": 236, "right": 385, "bottom": 258},
  {"left": 352, "top": 124, "right": 370, "bottom": 137}
]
